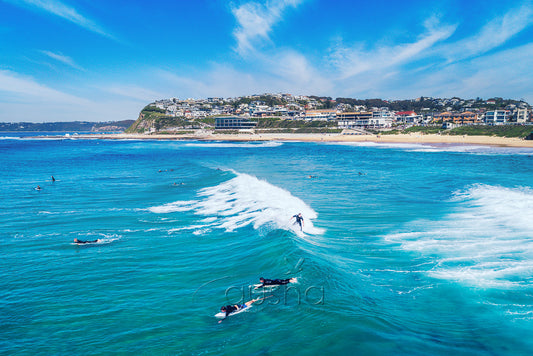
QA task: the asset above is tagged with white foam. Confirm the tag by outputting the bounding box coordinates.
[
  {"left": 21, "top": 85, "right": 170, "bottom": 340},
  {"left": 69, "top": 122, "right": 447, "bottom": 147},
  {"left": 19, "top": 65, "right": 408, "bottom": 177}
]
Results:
[
  {"left": 149, "top": 171, "right": 324, "bottom": 236},
  {"left": 386, "top": 184, "right": 533, "bottom": 289},
  {"left": 328, "top": 141, "right": 533, "bottom": 155},
  {"left": 184, "top": 141, "right": 283, "bottom": 148},
  {"left": 329, "top": 141, "right": 429, "bottom": 150},
  {"left": 148, "top": 200, "right": 197, "bottom": 214}
]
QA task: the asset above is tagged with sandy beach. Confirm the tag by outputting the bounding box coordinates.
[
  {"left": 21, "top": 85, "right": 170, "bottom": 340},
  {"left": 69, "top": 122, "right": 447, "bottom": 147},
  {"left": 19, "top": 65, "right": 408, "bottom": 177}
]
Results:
[{"left": 81, "top": 132, "right": 533, "bottom": 148}]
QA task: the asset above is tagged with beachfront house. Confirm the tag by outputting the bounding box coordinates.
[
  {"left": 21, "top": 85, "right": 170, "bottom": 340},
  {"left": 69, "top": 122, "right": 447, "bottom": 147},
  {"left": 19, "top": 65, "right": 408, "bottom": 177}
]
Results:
[
  {"left": 484, "top": 110, "right": 510, "bottom": 125},
  {"left": 304, "top": 109, "right": 337, "bottom": 121},
  {"left": 515, "top": 108, "right": 530, "bottom": 123},
  {"left": 433, "top": 111, "right": 480, "bottom": 125},
  {"left": 337, "top": 111, "right": 392, "bottom": 129},
  {"left": 214, "top": 117, "right": 257, "bottom": 130},
  {"left": 337, "top": 112, "right": 372, "bottom": 129},
  {"left": 395, "top": 111, "right": 422, "bottom": 125}
]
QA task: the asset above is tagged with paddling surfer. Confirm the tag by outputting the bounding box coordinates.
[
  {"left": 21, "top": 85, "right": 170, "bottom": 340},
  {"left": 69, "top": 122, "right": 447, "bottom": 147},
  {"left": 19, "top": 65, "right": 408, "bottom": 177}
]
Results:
[
  {"left": 218, "top": 296, "right": 270, "bottom": 323},
  {"left": 74, "top": 238, "right": 99, "bottom": 244},
  {"left": 255, "top": 277, "right": 297, "bottom": 289}
]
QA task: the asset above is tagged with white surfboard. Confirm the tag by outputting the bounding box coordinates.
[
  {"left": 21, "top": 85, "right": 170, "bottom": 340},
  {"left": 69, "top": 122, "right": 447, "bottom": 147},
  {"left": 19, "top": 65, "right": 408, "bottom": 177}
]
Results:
[{"left": 215, "top": 305, "right": 250, "bottom": 319}]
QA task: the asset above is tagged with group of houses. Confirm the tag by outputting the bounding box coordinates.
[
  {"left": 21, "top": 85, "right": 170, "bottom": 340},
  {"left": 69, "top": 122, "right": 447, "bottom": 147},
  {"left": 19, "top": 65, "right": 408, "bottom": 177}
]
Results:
[
  {"left": 215, "top": 107, "right": 532, "bottom": 130},
  {"left": 150, "top": 93, "right": 532, "bottom": 131}
]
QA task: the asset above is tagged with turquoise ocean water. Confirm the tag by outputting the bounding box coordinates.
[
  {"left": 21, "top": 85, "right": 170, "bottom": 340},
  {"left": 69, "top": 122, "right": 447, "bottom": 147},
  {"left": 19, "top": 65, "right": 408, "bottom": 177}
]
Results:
[{"left": 1, "top": 135, "right": 533, "bottom": 355}]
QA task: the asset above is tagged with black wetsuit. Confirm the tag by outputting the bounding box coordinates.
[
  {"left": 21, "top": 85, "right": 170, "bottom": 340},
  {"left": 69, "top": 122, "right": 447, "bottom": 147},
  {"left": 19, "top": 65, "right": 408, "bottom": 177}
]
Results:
[
  {"left": 223, "top": 304, "right": 244, "bottom": 317},
  {"left": 258, "top": 278, "right": 292, "bottom": 288},
  {"left": 293, "top": 214, "right": 303, "bottom": 230},
  {"left": 76, "top": 239, "right": 98, "bottom": 244}
]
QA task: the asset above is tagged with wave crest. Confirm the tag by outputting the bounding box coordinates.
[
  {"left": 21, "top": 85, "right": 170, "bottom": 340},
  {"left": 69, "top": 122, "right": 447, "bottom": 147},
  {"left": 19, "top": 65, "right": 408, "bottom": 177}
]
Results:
[{"left": 149, "top": 171, "right": 324, "bottom": 236}]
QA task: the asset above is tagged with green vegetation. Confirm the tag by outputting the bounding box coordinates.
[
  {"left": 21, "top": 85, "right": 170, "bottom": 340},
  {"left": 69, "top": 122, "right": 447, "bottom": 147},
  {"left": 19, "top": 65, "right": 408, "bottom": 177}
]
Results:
[
  {"left": 142, "top": 105, "right": 166, "bottom": 114},
  {"left": 256, "top": 128, "right": 342, "bottom": 134},
  {"left": 256, "top": 117, "right": 337, "bottom": 129},
  {"left": 0, "top": 120, "right": 134, "bottom": 132},
  {"left": 213, "top": 130, "right": 244, "bottom": 135},
  {"left": 447, "top": 125, "right": 532, "bottom": 138},
  {"left": 374, "top": 125, "right": 532, "bottom": 138},
  {"left": 230, "top": 95, "right": 286, "bottom": 109},
  {"left": 126, "top": 105, "right": 206, "bottom": 133},
  {"left": 402, "top": 126, "right": 442, "bottom": 134},
  {"left": 157, "top": 130, "right": 195, "bottom": 135}
]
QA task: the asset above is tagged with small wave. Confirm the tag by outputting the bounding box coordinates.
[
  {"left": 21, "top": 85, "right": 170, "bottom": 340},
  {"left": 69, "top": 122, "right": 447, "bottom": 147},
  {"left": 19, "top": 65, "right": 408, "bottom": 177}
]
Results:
[
  {"left": 329, "top": 141, "right": 533, "bottom": 155},
  {"left": 329, "top": 141, "right": 430, "bottom": 150},
  {"left": 184, "top": 141, "right": 283, "bottom": 148},
  {"left": 149, "top": 171, "right": 324, "bottom": 237},
  {"left": 148, "top": 201, "right": 197, "bottom": 214},
  {"left": 386, "top": 184, "right": 533, "bottom": 289}
]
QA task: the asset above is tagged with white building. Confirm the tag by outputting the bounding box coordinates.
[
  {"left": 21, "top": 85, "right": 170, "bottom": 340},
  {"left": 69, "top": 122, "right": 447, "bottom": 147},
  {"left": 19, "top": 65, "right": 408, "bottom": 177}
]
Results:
[
  {"left": 305, "top": 109, "right": 337, "bottom": 121},
  {"left": 516, "top": 108, "right": 530, "bottom": 123},
  {"left": 484, "top": 110, "right": 510, "bottom": 125}
]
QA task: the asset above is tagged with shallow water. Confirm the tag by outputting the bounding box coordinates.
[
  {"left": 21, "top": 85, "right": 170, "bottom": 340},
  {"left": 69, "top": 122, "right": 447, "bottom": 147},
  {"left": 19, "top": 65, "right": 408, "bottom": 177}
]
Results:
[{"left": 1, "top": 137, "right": 532, "bottom": 355}]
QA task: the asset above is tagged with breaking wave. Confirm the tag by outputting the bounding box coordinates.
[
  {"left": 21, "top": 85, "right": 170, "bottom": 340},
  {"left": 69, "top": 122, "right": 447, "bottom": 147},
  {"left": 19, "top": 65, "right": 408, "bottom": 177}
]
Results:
[
  {"left": 386, "top": 184, "right": 533, "bottom": 288},
  {"left": 149, "top": 171, "right": 324, "bottom": 236}
]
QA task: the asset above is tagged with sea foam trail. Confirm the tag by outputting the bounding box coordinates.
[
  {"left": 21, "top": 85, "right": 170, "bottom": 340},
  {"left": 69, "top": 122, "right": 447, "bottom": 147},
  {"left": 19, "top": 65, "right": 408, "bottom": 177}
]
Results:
[
  {"left": 329, "top": 141, "right": 533, "bottom": 155},
  {"left": 386, "top": 184, "right": 533, "bottom": 289},
  {"left": 184, "top": 141, "right": 283, "bottom": 148},
  {"left": 149, "top": 171, "right": 324, "bottom": 236}
]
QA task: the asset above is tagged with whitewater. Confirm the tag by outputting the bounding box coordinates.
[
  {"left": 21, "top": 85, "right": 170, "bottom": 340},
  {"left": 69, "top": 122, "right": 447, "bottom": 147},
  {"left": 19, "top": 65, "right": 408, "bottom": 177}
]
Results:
[{"left": 1, "top": 136, "right": 532, "bottom": 355}]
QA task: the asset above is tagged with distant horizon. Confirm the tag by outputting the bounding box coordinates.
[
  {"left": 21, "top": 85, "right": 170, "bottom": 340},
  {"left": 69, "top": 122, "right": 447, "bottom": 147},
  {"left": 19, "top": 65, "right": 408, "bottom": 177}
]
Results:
[{"left": 1, "top": 0, "right": 532, "bottom": 122}]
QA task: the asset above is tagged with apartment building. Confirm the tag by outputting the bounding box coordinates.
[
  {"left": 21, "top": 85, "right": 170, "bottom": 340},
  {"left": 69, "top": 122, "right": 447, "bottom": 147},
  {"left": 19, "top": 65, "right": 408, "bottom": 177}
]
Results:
[{"left": 484, "top": 110, "right": 510, "bottom": 125}]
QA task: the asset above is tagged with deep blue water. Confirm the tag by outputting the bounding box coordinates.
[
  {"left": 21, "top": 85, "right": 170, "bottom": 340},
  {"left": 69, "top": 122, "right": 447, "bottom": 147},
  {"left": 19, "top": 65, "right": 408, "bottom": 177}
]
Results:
[{"left": 1, "top": 137, "right": 532, "bottom": 355}]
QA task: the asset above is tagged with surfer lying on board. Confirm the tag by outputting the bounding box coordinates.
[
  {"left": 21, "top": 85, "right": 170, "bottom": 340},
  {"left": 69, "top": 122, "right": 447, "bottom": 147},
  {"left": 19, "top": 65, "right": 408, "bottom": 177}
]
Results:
[
  {"left": 291, "top": 213, "right": 304, "bottom": 231},
  {"left": 74, "top": 238, "right": 99, "bottom": 244},
  {"left": 254, "top": 277, "right": 297, "bottom": 289},
  {"left": 218, "top": 296, "right": 271, "bottom": 323}
]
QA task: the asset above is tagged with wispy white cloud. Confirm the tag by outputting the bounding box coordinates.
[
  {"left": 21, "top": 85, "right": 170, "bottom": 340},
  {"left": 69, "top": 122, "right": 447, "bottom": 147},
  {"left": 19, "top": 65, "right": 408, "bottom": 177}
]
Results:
[
  {"left": 154, "top": 56, "right": 331, "bottom": 100},
  {"left": 0, "top": 69, "right": 89, "bottom": 103},
  {"left": 232, "top": 0, "right": 303, "bottom": 56},
  {"left": 0, "top": 70, "right": 146, "bottom": 122},
  {"left": 103, "top": 85, "right": 166, "bottom": 102},
  {"left": 5, "top": 0, "right": 116, "bottom": 39},
  {"left": 328, "top": 21, "right": 456, "bottom": 79},
  {"left": 426, "top": 43, "right": 533, "bottom": 100},
  {"left": 438, "top": 3, "right": 533, "bottom": 62},
  {"left": 40, "top": 50, "right": 85, "bottom": 71}
]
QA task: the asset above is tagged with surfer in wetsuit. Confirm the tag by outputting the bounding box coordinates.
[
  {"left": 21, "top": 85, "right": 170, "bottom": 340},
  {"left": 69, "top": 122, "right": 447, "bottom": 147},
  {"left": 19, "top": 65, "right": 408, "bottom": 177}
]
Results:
[
  {"left": 291, "top": 213, "right": 304, "bottom": 231},
  {"left": 218, "top": 297, "right": 269, "bottom": 323},
  {"left": 74, "top": 238, "right": 99, "bottom": 244},
  {"left": 255, "top": 277, "right": 297, "bottom": 289}
]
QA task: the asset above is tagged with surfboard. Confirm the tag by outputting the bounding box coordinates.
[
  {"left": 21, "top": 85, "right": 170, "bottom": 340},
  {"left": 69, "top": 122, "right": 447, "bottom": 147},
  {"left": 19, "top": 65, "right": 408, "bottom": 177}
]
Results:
[
  {"left": 252, "top": 284, "right": 279, "bottom": 290},
  {"left": 215, "top": 305, "right": 250, "bottom": 319}
]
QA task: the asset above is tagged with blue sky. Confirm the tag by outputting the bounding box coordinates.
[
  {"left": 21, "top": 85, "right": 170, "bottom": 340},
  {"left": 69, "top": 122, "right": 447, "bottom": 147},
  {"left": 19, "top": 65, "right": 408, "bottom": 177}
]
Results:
[{"left": 1, "top": 0, "right": 532, "bottom": 122}]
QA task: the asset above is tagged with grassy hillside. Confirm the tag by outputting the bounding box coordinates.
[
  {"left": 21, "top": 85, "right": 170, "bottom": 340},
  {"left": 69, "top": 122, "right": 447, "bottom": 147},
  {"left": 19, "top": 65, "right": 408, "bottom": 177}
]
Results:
[{"left": 379, "top": 125, "right": 532, "bottom": 138}]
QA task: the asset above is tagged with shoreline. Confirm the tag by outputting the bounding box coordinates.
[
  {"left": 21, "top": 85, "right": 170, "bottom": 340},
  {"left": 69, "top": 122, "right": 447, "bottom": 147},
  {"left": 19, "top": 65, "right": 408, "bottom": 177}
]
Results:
[{"left": 72, "top": 132, "right": 533, "bottom": 148}]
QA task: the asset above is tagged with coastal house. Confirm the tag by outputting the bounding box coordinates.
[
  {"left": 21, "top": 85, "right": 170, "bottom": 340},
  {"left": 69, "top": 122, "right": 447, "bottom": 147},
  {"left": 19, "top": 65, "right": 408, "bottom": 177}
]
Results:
[
  {"left": 370, "top": 108, "right": 394, "bottom": 127},
  {"left": 433, "top": 111, "right": 480, "bottom": 125},
  {"left": 515, "top": 108, "right": 530, "bottom": 123},
  {"left": 395, "top": 111, "right": 421, "bottom": 124},
  {"left": 337, "top": 111, "right": 392, "bottom": 128},
  {"left": 305, "top": 109, "right": 337, "bottom": 121},
  {"left": 337, "top": 112, "right": 372, "bottom": 128},
  {"left": 215, "top": 117, "right": 257, "bottom": 130},
  {"left": 484, "top": 110, "right": 510, "bottom": 125}
]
